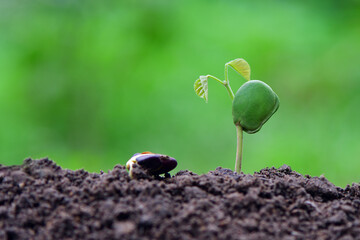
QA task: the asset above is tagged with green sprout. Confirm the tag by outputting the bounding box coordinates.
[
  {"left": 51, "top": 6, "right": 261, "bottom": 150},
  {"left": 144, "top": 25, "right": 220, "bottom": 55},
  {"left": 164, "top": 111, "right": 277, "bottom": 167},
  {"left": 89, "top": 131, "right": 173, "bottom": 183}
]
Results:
[{"left": 194, "top": 58, "right": 279, "bottom": 173}]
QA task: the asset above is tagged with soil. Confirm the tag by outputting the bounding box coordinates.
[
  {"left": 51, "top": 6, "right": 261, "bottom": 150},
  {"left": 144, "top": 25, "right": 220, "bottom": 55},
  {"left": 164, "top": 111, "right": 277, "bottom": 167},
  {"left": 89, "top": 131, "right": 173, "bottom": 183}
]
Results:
[{"left": 0, "top": 158, "right": 360, "bottom": 240}]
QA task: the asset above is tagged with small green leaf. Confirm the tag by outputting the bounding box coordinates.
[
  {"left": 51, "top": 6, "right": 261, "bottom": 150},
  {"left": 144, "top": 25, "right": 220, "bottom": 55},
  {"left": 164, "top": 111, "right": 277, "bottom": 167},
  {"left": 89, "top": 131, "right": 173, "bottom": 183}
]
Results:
[
  {"left": 194, "top": 75, "right": 208, "bottom": 103},
  {"left": 226, "top": 58, "right": 251, "bottom": 81}
]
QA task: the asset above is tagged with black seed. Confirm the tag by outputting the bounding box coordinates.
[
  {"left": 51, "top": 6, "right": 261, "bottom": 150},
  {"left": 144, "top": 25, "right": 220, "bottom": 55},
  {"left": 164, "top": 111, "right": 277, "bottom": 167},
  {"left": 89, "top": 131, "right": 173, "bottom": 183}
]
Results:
[
  {"left": 150, "top": 156, "right": 177, "bottom": 175},
  {"left": 136, "top": 155, "right": 162, "bottom": 170}
]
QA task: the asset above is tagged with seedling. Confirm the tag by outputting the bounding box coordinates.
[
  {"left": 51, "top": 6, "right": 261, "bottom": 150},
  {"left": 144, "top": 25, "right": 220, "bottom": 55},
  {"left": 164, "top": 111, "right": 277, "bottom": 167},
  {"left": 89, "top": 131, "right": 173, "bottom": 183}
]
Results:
[
  {"left": 126, "top": 152, "right": 177, "bottom": 178},
  {"left": 194, "top": 58, "right": 279, "bottom": 173}
]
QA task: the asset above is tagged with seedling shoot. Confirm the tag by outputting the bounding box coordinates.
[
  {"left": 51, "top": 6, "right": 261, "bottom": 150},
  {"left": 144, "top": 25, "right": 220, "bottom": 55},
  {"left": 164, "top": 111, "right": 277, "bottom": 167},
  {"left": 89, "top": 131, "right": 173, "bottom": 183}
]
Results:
[{"left": 194, "top": 58, "right": 279, "bottom": 173}]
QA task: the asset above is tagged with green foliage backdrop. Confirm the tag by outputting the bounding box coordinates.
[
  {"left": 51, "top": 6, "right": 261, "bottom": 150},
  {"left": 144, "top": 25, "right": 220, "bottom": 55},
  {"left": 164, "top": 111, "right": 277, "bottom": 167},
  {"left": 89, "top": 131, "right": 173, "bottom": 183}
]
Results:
[{"left": 1, "top": 0, "right": 360, "bottom": 186}]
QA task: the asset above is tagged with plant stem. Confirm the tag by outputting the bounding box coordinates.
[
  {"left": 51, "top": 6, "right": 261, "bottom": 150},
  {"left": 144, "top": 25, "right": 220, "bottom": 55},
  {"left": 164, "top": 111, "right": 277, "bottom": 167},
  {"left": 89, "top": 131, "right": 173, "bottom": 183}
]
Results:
[
  {"left": 224, "top": 82, "right": 234, "bottom": 100},
  {"left": 235, "top": 124, "right": 243, "bottom": 173},
  {"left": 206, "top": 75, "right": 223, "bottom": 85},
  {"left": 225, "top": 64, "right": 242, "bottom": 172},
  {"left": 224, "top": 65, "right": 235, "bottom": 100},
  {"left": 207, "top": 74, "right": 234, "bottom": 100}
]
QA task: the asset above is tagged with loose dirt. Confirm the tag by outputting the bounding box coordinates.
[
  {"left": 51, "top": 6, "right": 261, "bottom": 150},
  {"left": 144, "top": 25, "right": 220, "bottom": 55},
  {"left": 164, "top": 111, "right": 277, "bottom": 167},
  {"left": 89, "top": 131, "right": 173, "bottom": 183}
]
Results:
[{"left": 0, "top": 158, "right": 360, "bottom": 240}]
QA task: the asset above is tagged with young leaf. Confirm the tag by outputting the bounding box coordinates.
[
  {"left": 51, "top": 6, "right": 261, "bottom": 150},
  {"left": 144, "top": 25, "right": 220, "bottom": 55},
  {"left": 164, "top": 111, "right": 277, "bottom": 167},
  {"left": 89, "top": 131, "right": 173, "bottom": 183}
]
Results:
[
  {"left": 226, "top": 58, "right": 251, "bottom": 81},
  {"left": 194, "top": 75, "right": 208, "bottom": 103}
]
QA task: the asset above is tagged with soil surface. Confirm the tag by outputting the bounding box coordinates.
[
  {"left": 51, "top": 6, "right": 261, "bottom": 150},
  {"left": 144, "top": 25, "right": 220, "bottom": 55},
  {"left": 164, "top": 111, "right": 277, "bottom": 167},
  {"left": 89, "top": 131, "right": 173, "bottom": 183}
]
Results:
[{"left": 1, "top": 158, "right": 360, "bottom": 240}]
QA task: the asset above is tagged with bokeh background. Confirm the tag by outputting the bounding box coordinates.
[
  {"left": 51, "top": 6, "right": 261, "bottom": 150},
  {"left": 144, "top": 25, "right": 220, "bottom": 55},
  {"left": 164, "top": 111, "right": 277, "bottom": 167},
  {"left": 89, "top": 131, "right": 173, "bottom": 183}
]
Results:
[{"left": 1, "top": 0, "right": 360, "bottom": 187}]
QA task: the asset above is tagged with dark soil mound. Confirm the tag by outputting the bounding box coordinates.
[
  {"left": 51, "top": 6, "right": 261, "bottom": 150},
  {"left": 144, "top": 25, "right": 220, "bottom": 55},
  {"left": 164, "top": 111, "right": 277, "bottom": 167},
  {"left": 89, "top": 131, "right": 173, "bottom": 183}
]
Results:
[{"left": 1, "top": 159, "right": 360, "bottom": 240}]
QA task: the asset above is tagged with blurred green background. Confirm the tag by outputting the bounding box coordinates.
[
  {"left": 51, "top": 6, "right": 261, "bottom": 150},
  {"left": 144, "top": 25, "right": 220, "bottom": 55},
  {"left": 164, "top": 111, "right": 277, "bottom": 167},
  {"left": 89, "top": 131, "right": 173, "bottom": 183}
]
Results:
[{"left": 1, "top": 0, "right": 360, "bottom": 187}]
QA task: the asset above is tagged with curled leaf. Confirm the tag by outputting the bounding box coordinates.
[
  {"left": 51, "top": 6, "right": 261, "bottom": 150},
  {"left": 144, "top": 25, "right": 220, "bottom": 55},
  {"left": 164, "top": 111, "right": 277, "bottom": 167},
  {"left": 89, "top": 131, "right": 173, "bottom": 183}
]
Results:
[
  {"left": 226, "top": 58, "right": 251, "bottom": 81},
  {"left": 194, "top": 75, "right": 208, "bottom": 103}
]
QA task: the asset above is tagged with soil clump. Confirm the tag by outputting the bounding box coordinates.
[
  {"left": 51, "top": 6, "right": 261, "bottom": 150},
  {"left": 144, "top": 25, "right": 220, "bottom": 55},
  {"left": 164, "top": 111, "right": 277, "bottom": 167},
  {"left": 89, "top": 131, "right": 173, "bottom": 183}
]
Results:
[{"left": 0, "top": 158, "right": 360, "bottom": 240}]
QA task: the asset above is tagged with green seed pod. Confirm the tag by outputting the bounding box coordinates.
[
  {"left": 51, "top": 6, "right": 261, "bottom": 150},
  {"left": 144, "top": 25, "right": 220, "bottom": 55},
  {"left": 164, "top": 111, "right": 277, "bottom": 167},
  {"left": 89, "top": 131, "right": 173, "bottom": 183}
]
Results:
[{"left": 232, "top": 80, "right": 279, "bottom": 134}]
